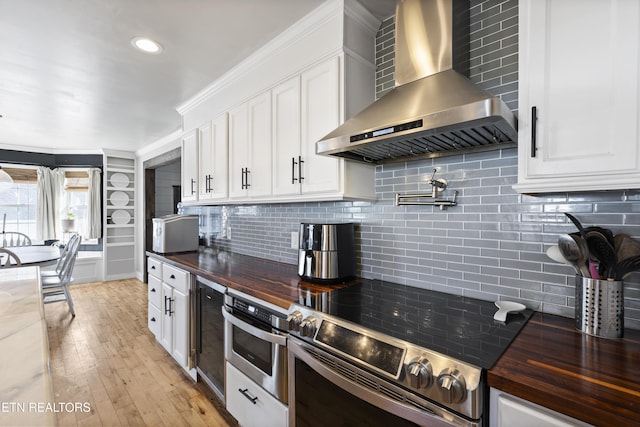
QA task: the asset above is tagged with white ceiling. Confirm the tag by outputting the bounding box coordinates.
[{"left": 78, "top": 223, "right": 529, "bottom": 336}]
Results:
[{"left": 0, "top": 0, "right": 395, "bottom": 155}]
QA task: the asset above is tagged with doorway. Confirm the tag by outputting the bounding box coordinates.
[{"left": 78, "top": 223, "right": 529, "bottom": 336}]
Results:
[{"left": 142, "top": 148, "right": 181, "bottom": 279}]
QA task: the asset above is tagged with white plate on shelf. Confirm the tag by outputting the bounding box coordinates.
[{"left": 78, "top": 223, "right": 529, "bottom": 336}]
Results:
[
  {"left": 109, "top": 191, "right": 129, "bottom": 207},
  {"left": 110, "top": 172, "right": 129, "bottom": 188},
  {"left": 111, "top": 210, "right": 131, "bottom": 225}
]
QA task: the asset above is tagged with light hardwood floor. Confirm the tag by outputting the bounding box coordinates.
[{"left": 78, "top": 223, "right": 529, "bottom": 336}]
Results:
[{"left": 45, "top": 278, "right": 236, "bottom": 427}]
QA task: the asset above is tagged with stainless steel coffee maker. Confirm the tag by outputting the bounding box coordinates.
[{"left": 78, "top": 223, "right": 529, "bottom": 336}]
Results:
[{"left": 298, "top": 223, "right": 356, "bottom": 283}]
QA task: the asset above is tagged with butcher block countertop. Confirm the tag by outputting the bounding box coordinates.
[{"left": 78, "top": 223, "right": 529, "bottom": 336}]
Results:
[
  {"left": 488, "top": 312, "right": 640, "bottom": 426},
  {"left": 148, "top": 249, "right": 640, "bottom": 425},
  {"left": 147, "top": 249, "right": 357, "bottom": 310}
]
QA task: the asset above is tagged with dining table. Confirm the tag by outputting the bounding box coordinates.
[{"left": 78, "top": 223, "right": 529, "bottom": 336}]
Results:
[{"left": 1, "top": 245, "right": 60, "bottom": 267}]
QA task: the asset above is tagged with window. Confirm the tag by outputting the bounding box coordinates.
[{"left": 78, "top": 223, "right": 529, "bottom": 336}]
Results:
[
  {"left": 62, "top": 173, "right": 99, "bottom": 245},
  {"left": 0, "top": 166, "right": 100, "bottom": 246},
  {"left": 0, "top": 181, "right": 37, "bottom": 237}
]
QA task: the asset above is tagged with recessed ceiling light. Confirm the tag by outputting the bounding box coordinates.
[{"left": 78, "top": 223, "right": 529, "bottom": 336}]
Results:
[{"left": 131, "top": 37, "right": 163, "bottom": 54}]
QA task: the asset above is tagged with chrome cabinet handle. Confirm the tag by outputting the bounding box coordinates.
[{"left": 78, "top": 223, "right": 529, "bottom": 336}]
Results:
[
  {"left": 164, "top": 296, "right": 174, "bottom": 316},
  {"left": 238, "top": 388, "right": 258, "bottom": 405},
  {"left": 191, "top": 178, "right": 196, "bottom": 194}
]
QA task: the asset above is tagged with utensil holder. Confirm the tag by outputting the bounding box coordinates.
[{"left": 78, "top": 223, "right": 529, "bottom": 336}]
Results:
[{"left": 575, "top": 276, "right": 623, "bottom": 338}]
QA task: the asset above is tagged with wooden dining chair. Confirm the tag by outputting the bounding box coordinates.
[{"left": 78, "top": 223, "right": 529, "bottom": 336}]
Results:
[
  {"left": 0, "top": 231, "right": 32, "bottom": 248},
  {"left": 42, "top": 235, "right": 81, "bottom": 316},
  {"left": 41, "top": 233, "right": 79, "bottom": 278},
  {"left": 0, "top": 248, "right": 21, "bottom": 267}
]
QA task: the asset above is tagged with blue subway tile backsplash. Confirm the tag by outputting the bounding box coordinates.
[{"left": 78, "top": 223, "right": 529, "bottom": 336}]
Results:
[{"left": 181, "top": 0, "right": 640, "bottom": 330}]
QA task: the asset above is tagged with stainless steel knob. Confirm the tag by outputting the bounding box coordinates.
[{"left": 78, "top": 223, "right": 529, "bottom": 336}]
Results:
[
  {"left": 437, "top": 368, "right": 466, "bottom": 404},
  {"left": 406, "top": 358, "right": 432, "bottom": 389},
  {"left": 286, "top": 310, "right": 303, "bottom": 331},
  {"left": 300, "top": 316, "right": 317, "bottom": 337}
]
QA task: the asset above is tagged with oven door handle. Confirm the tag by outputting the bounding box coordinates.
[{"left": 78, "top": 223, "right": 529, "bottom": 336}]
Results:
[{"left": 222, "top": 307, "right": 287, "bottom": 347}]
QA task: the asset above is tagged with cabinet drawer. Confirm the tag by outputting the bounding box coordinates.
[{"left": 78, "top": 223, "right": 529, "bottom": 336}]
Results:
[
  {"left": 162, "top": 264, "right": 190, "bottom": 294},
  {"left": 147, "top": 257, "right": 162, "bottom": 279},
  {"left": 226, "top": 362, "right": 288, "bottom": 427},
  {"left": 148, "top": 275, "right": 162, "bottom": 308},
  {"left": 148, "top": 303, "right": 161, "bottom": 339}
]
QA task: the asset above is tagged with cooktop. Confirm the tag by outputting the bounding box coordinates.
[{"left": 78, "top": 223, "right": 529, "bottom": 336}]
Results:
[{"left": 296, "top": 279, "right": 533, "bottom": 370}]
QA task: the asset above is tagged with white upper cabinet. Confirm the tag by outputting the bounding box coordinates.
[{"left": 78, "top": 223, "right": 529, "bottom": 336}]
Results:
[
  {"left": 272, "top": 57, "right": 342, "bottom": 197},
  {"left": 229, "top": 91, "right": 272, "bottom": 200},
  {"left": 178, "top": 0, "right": 378, "bottom": 204},
  {"left": 198, "top": 114, "right": 229, "bottom": 201},
  {"left": 181, "top": 129, "right": 199, "bottom": 202},
  {"left": 300, "top": 57, "right": 342, "bottom": 195},
  {"left": 270, "top": 56, "right": 375, "bottom": 201},
  {"left": 515, "top": 0, "right": 640, "bottom": 193},
  {"left": 271, "top": 76, "right": 302, "bottom": 196}
]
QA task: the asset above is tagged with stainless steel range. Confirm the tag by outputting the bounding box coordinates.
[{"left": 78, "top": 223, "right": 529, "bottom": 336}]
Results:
[{"left": 286, "top": 280, "right": 532, "bottom": 427}]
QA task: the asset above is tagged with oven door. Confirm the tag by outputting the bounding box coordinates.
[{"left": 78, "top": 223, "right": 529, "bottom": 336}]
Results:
[
  {"left": 222, "top": 307, "right": 288, "bottom": 403},
  {"left": 288, "top": 337, "right": 480, "bottom": 427}
]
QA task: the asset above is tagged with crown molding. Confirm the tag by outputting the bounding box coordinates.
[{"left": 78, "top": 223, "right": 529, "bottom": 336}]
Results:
[{"left": 344, "top": 0, "right": 381, "bottom": 35}]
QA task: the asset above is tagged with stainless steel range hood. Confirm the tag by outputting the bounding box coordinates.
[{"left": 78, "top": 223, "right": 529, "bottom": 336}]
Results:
[{"left": 316, "top": 0, "right": 517, "bottom": 164}]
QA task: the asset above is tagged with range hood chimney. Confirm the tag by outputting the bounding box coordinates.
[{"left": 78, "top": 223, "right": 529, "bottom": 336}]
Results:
[{"left": 316, "top": 0, "right": 517, "bottom": 164}]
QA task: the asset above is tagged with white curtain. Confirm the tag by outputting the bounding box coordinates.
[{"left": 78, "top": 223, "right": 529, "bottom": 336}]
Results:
[
  {"left": 36, "top": 167, "right": 64, "bottom": 240},
  {"left": 87, "top": 168, "right": 102, "bottom": 239}
]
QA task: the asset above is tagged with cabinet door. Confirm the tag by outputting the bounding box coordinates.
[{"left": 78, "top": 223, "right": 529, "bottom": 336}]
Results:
[
  {"left": 159, "top": 282, "right": 173, "bottom": 353},
  {"left": 517, "top": 0, "right": 640, "bottom": 192},
  {"left": 181, "top": 129, "right": 199, "bottom": 202},
  {"left": 229, "top": 103, "right": 249, "bottom": 199},
  {"left": 198, "top": 120, "right": 213, "bottom": 199},
  {"left": 148, "top": 275, "right": 162, "bottom": 308},
  {"left": 171, "top": 286, "right": 189, "bottom": 368},
  {"left": 199, "top": 114, "right": 229, "bottom": 201},
  {"left": 490, "top": 389, "right": 590, "bottom": 427},
  {"left": 247, "top": 91, "right": 272, "bottom": 198},
  {"left": 271, "top": 76, "right": 302, "bottom": 196},
  {"left": 148, "top": 303, "right": 161, "bottom": 339},
  {"left": 226, "top": 362, "right": 288, "bottom": 427},
  {"left": 300, "top": 56, "right": 341, "bottom": 194}
]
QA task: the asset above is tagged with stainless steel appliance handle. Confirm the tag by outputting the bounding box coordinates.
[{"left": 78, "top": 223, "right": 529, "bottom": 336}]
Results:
[
  {"left": 288, "top": 338, "right": 477, "bottom": 427},
  {"left": 222, "top": 307, "right": 287, "bottom": 347}
]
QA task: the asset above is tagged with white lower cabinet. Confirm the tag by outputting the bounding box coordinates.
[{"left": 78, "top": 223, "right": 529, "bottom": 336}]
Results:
[
  {"left": 226, "top": 362, "right": 288, "bottom": 427},
  {"left": 490, "top": 389, "right": 591, "bottom": 427},
  {"left": 147, "top": 257, "right": 196, "bottom": 380}
]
